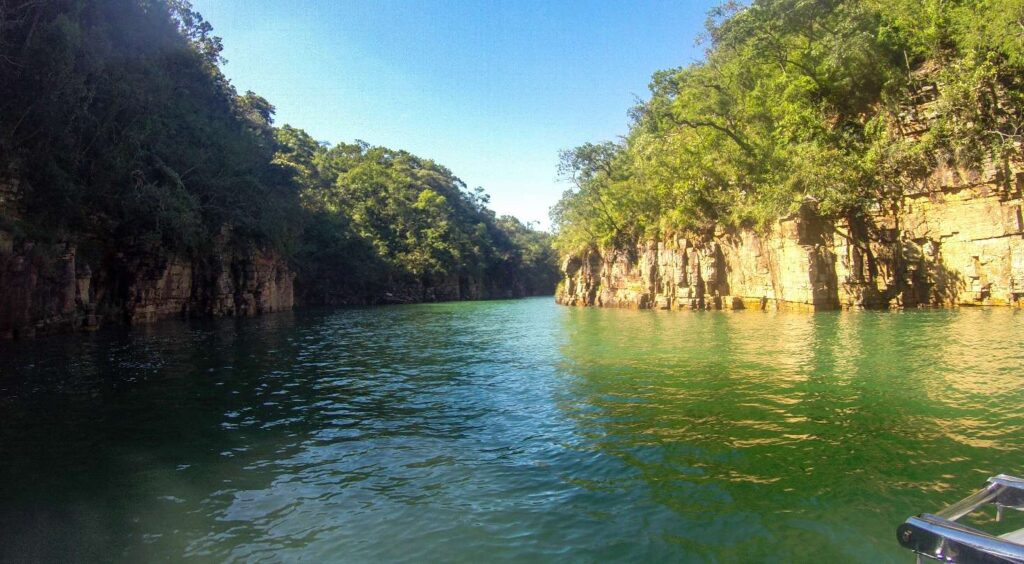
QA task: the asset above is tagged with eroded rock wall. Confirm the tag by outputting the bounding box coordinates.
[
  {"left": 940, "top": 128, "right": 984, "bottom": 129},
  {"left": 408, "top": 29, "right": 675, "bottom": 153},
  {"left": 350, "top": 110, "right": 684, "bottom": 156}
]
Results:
[
  {"left": 558, "top": 205, "right": 841, "bottom": 312},
  {"left": 119, "top": 247, "right": 295, "bottom": 325},
  {"left": 558, "top": 160, "right": 1024, "bottom": 311},
  {"left": 0, "top": 170, "right": 298, "bottom": 338},
  {"left": 0, "top": 241, "right": 80, "bottom": 339},
  {"left": 0, "top": 240, "right": 295, "bottom": 339},
  {"left": 834, "top": 160, "right": 1024, "bottom": 308}
]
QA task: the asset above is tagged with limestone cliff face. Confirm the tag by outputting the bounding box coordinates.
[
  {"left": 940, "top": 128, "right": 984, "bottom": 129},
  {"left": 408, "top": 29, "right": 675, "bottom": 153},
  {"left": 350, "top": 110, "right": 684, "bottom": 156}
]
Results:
[
  {"left": 558, "top": 158, "right": 1024, "bottom": 311},
  {"left": 557, "top": 204, "right": 841, "bottom": 312},
  {"left": 0, "top": 171, "right": 539, "bottom": 338},
  {"left": 0, "top": 173, "right": 296, "bottom": 338},
  {"left": 0, "top": 238, "right": 294, "bottom": 339},
  {"left": 118, "top": 247, "right": 295, "bottom": 325},
  {"left": 371, "top": 275, "right": 529, "bottom": 305},
  {"left": 0, "top": 241, "right": 80, "bottom": 339}
]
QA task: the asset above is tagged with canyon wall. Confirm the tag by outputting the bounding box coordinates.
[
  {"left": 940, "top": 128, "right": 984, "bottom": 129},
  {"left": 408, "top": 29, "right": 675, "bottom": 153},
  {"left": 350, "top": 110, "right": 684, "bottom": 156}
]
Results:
[
  {"left": 0, "top": 232, "right": 544, "bottom": 339},
  {"left": 0, "top": 175, "right": 294, "bottom": 338},
  {"left": 0, "top": 174, "right": 541, "bottom": 339},
  {"left": 0, "top": 236, "right": 294, "bottom": 339},
  {"left": 558, "top": 158, "right": 1024, "bottom": 311}
]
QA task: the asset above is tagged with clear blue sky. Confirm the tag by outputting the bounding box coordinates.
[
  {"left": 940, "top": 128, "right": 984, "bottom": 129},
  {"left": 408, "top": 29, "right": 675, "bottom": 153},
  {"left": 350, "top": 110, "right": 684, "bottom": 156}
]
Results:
[{"left": 192, "top": 0, "right": 716, "bottom": 229}]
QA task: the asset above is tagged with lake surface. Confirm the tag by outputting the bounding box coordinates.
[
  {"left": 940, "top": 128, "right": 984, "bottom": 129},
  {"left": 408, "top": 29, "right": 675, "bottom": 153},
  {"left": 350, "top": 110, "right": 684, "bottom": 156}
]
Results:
[{"left": 1, "top": 298, "right": 1023, "bottom": 562}]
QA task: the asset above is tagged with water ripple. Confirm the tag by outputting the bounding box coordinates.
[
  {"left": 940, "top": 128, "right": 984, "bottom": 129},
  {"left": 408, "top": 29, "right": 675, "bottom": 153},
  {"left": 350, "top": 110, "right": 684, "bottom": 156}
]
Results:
[{"left": 0, "top": 302, "right": 1023, "bottom": 562}]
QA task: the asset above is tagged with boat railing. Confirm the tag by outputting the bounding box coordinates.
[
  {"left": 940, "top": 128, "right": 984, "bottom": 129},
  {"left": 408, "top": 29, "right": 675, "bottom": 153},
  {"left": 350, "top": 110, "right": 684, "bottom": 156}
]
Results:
[{"left": 898, "top": 474, "right": 1024, "bottom": 563}]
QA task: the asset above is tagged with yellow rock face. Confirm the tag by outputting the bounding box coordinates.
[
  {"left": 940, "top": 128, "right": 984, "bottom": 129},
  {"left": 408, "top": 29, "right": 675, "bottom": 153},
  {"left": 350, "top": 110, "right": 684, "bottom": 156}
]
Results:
[{"left": 558, "top": 159, "right": 1024, "bottom": 311}]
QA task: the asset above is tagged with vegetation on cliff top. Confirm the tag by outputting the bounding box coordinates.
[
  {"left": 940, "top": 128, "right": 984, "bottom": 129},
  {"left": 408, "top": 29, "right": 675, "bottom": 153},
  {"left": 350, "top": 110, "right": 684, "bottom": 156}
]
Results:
[
  {"left": 0, "top": 0, "right": 558, "bottom": 299},
  {"left": 552, "top": 0, "right": 1024, "bottom": 253}
]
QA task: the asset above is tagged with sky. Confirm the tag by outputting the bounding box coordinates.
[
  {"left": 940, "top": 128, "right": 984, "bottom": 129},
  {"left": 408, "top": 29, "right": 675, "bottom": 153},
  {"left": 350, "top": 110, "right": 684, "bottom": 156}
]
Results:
[{"left": 192, "top": 0, "right": 717, "bottom": 229}]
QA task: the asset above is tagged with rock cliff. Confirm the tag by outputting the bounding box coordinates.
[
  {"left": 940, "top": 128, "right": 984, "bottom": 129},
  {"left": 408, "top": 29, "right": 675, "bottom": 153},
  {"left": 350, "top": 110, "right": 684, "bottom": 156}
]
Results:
[
  {"left": 0, "top": 166, "right": 303, "bottom": 338},
  {"left": 558, "top": 157, "right": 1024, "bottom": 311},
  {"left": 0, "top": 175, "right": 546, "bottom": 339},
  {"left": 1, "top": 169, "right": 561, "bottom": 339},
  {"left": 0, "top": 232, "right": 294, "bottom": 339}
]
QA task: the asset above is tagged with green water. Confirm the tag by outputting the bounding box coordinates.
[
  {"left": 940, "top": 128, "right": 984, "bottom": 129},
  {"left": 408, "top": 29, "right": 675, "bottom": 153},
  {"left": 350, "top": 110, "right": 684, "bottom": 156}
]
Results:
[{"left": 1, "top": 299, "right": 1023, "bottom": 562}]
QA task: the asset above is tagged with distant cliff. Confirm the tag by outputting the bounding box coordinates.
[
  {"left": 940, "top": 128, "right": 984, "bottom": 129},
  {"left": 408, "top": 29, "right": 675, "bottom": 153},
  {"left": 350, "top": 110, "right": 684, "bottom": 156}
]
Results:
[{"left": 0, "top": 173, "right": 552, "bottom": 338}]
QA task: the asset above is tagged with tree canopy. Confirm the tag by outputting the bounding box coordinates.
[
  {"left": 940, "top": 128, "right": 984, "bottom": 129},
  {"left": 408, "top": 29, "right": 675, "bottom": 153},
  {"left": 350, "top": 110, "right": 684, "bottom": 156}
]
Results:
[
  {"left": 275, "top": 129, "right": 559, "bottom": 300},
  {"left": 0, "top": 0, "right": 557, "bottom": 301},
  {"left": 552, "top": 0, "right": 1024, "bottom": 253}
]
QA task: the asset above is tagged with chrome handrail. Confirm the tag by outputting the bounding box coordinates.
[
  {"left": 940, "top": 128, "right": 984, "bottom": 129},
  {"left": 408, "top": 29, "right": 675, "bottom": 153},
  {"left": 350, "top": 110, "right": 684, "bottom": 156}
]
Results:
[
  {"left": 899, "top": 515, "right": 1024, "bottom": 562},
  {"left": 897, "top": 475, "right": 1024, "bottom": 563}
]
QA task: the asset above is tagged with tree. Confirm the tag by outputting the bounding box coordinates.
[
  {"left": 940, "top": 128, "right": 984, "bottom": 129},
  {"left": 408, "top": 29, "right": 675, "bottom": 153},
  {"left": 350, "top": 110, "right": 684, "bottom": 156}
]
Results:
[{"left": 552, "top": 0, "right": 1024, "bottom": 253}]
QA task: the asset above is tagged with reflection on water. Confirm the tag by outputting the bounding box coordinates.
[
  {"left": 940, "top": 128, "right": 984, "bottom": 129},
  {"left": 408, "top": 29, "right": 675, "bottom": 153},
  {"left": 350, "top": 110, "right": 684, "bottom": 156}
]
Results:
[
  {"left": 556, "top": 307, "right": 1024, "bottom": 560},
  {"left": 0, "top": 300, "right": 1022, "bottom": 562}
]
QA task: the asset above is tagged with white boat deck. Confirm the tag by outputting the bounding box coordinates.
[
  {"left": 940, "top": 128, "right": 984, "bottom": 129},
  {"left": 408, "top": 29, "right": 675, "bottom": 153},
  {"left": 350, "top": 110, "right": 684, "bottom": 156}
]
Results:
[{"left": 999, "top": 528, "right": 1024, "bottom": 544}]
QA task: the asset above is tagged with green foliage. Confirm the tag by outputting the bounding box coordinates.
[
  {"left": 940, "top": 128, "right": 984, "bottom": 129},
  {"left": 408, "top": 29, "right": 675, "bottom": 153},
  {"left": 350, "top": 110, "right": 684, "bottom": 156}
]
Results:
[
  {"left": 0, "top": 0, "right": 558, "bottom": 300},
  {"left": 275, "top": 131, "right": 560, "bottom": 298},
  {"left": 494, "top": 215, "right": 561, "bottom": 295},
  {"left": 0, "top": 0, "right": 299, "bottom": 253},
  {"left": 552, "top": 0, "right": 1024, "bottom": 251}
]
